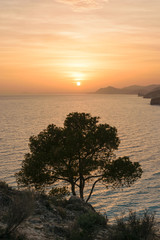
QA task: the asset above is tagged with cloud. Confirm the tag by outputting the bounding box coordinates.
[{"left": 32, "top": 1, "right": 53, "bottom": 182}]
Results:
[{"left": 57, "top": 0, "right": 108, "bottom": 11}]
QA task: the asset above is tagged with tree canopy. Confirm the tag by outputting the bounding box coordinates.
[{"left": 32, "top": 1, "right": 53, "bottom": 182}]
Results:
[{"left": 16, "top": 112, "right": 142, "bottom": 202}]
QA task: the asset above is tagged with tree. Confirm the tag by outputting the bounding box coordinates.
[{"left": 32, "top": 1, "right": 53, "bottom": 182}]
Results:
[{"left": 16, "top": 112, "right": 142, "bottom": 202}]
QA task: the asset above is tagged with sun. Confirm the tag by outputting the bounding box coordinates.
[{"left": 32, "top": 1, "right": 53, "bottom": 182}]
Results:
[{"left": 76, "top": 82, "right": 81, "bottom": 86}]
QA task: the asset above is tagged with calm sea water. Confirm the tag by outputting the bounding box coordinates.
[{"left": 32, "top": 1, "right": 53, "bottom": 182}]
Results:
[{"left": 0, "top": 94, "right": 160, "bottom": 221}]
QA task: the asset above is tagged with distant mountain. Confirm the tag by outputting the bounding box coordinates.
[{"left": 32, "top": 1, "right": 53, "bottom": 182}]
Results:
[
  {"left": 95, "top": 86, "right": 120, "bottom": 94},
  {"left": 95, "top": 84, "right": 160, "bottom": 95}
]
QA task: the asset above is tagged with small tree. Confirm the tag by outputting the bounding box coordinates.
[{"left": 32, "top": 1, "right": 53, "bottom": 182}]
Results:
[{"left": 16, "top": 112, "right": 142, "bottom": 202}]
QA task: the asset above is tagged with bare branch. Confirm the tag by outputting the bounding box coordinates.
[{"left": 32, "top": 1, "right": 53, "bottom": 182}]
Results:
[
  {"left": 75, "top": 177, "right": 80, "bottom": 183},
  {"left": 51, "top": 176, "right": 71, "bottom": 183},
  {"left": 84, "top": 174, "right": 103, "bottom": 181},
  {"left": 86, "top": 177, "right": 103, "bottom": 203}
]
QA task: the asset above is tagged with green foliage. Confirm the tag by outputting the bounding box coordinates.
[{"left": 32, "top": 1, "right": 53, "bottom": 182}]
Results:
[
  {"left": 69, "top": 229, "right": 91, "bottom": 240},
  {"left": 103, "top": 156, "right": 143, "bottom": 188},
  {"left": 69, "top": 211, "right": 106, "bottom": 240},
  {"left": 49, "top": 187, "right": 70, "bottom": 200},
  {"left": 16, "top": 112, "right": 142, "bottom": 202},
  {"left": 78, "top": 211, "right": 106, "bottom": 232},
  {"left": 0, "top": 181, "right": 11, "bottom": 193},
  {"left": 108, "top": 210, "right": 159, "bottom": 240}
]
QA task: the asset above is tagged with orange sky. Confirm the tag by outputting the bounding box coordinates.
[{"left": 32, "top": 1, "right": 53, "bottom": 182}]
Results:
[{"left": 0, "top": 0, "right": 160, "bottom": 94}]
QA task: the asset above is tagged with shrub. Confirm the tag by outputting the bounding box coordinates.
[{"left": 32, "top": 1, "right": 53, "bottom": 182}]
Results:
[
  {"left": 0, "top": 181, "right": 9, "bottom": 190},
  {"left": 69, "top": 211, "right": 106, "bottom": 240},
  {"left": 49, "top": 186, "right": 70, "bottom": 200},
  {"left": 69, "top": 229, "right": 91, "bottom": 240},
  {"left": 56, "top": 206, "right": 67, "bottom": 219},
  {"left": 108, "top": 210, "right": 159, "bottom": 240},
  {"left": 78, "top": 211, "right": 106, "bottom": 232},
  {"left": 1, "top": 191, "right": 34, "bottom": 238}
]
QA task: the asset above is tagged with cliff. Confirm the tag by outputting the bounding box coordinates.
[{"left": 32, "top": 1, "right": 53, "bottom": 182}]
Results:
[
  {"left": 144, "top": 89, "right": 160, "bottom": 99},
  {"left": 0, "top": 182, "right": 159, "bottom": 240},
  {"left": 0, "top": 182, "right": 108, "bottom": 240},
  {"left": 150, "top": 97, "right": 160, "bottom": 105}
]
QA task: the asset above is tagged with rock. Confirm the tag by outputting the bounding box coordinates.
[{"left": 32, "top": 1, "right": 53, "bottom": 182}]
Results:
[
  {"left": 94, "top": 229, "right": 109, "bottom": 240},
  {"left": 14, "top": 195, "right": 97, "bottom": 240},
  {"left": 0, "top": 186, "right": 107, "bottom": 240},
  {"left": 0, "top": 222, "right": 7, "bottom": 236},
  {"left": 68, "top": 195, "right": 83, "bottom": 204},
  {"left": 67, "top": 196, "right": 95, "bottom": 213},
  {"left": 150, "top": 97, "right": 160, "bottom": 105},
  {"left": 17, "top": 225, "right": 47, "bottom": 240}
]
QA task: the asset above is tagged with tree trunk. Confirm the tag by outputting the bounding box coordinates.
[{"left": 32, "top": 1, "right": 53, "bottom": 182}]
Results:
[
  {"left": 79, "top": 176, "right": 85, "bottom": 200},
  {"left": 71, "top": 183, "right": 76, "bottom": 196},
  {"left": 78, "top": 156, "right": 85, "bottom": 200}
]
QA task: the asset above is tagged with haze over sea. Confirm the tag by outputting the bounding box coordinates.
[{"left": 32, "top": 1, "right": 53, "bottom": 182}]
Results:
[{"left": 0, "top": 94, "right": 160, "bottom": 221}]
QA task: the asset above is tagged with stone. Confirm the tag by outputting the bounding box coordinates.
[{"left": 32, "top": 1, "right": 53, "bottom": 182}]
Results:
[{"left": 0, "top": 222, "right": 7, "bottom": 236}]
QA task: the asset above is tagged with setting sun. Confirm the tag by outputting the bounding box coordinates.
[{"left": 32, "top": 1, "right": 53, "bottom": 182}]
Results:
[{"left": 76, "top": 82, "right": 81, "bottom": 86}]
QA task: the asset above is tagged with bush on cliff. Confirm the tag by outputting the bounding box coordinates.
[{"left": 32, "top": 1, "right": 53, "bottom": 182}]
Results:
[
  {"left": 108, "top": 210, "right": 159, "bottom": 240},
  {"left": 0, "top": 182, "right": 34, "bottom": 239},
  {"left": 69, "top": 211, "right": 106, "bottom": 240}
]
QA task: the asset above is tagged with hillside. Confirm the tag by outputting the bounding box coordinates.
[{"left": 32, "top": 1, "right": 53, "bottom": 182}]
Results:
[
  {"left": 0, "top": 182, "right": 107, "bottom": 240},
  {"left": 95, "top": 84, "right": 160, "bottom": 95},
  {"left": 143, "top": 88, "right": 160, "bottom": 98},
  {"left": 0, "top": 182, "right": 159, "bottom": 240},
  {"left": 95, "top": 86, "right": 121, "bottom": 94}
]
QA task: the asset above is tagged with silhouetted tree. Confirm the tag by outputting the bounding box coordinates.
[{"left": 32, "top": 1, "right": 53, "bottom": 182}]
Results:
[{"left": 16, "top": 112, "right": 142, "bottom": 202}]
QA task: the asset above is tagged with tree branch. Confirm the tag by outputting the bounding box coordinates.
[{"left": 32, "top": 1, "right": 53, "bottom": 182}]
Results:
[
  {"left": 84, "top": 174, "right": 103, "bottom": 181},
  {"left": 74, "top": 182, "right": 80, "bottom": 188},
  {"left": 75, "top": 177, "right": 80, "bottom": 183},
  {"left": 85, "top": 177, "right": 103, "bottom": 203},
  {"left": 51, "top": 176, "right": 71, "bottom": 183}
]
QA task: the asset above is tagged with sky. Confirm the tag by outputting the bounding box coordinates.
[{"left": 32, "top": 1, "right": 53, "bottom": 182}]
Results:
[{"left": 0, "top": 0, "right": 160, "bottom": 94}]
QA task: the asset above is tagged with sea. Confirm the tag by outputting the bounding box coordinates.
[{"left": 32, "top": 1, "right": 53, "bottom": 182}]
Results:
[{"left": 0, "top": 94, "right": 160, "bottom": 221}]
